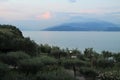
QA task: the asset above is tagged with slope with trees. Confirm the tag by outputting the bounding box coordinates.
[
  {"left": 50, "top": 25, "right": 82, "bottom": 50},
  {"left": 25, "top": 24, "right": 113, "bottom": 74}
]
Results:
[{"left": 0, "top": 24, "right": 120, "bottom": 80}]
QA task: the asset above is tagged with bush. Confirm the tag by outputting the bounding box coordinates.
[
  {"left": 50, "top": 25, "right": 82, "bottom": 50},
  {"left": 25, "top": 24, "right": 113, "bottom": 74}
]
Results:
[
  {"left": 7, "top": 51, "right": 30, "bottom": 59},
  {"left": 79, "top": 67, "right": 97, "bottom": 78},
  {"left": 114, "top": 62, "right": 120, "bottom": 68},
  {"left": 0, "top": 62, "right": 9, "bottom": 79},
  {"left": 98, "top": 71, "right": 120, "bottom": 80},
  {"left": 50, "top": 46, "right": 61, "bottom": 58},
  {"left": 0, "top": 51, "right": 30, "bottom": 66},
  {"left": 18, "top": 57, "right": 43, "bottom": 74},
  {"left": 39, "top": 56, "right": 58, "bottom": 65},
  {"left": 35, "top": 68, "right": 76, "bottom": 80},
  {"left": 96, "top": 59, "right": 114, "bottom": 68},
  {"left": 61, "top": 58, "right": 85, "bottom": 69},
  {"left": 18, "top": 56, "right": 58, "bottom": 74},
  {"left": 1, "top": 71, "right": 35, "bottom": 80}
]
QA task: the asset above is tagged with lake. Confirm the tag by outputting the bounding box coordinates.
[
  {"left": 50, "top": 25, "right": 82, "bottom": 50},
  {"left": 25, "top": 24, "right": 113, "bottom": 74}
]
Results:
[{"left": 22, "top": 31, "right": 120, "bottom": 53}]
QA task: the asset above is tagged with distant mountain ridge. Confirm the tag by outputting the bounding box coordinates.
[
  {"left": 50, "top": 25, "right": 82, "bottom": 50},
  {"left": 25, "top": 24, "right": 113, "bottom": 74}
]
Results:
[{"left": 43, "top": 21, "right": 120, "bottom": 31}]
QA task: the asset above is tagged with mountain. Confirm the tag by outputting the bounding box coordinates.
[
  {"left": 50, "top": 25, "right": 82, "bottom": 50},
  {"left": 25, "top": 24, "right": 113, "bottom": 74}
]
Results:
[{"left": 43, "top": 21, "right": 120, "bottom": 31}]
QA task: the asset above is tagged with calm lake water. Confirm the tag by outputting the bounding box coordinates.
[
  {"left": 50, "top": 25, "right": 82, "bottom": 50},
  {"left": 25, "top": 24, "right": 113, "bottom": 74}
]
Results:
[{"left": 22, "top": 31, "right": 120, "bottom": 52}]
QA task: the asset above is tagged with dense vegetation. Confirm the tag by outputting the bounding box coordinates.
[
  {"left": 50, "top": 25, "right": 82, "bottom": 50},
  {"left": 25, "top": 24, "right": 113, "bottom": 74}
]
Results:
[{"left": 0, "top": 25, "right": 120, "bottom": 80}]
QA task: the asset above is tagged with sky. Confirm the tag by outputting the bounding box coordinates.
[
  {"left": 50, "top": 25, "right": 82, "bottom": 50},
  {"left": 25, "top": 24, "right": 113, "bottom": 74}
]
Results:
[{"left": 0, "top": 0, "right": 120, "bottom": 30}]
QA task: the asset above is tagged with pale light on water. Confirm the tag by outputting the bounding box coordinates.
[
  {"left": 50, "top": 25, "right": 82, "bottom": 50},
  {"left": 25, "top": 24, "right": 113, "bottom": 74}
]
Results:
[{"left": 22, "top": 31, "right": 120, "bottom": 52}]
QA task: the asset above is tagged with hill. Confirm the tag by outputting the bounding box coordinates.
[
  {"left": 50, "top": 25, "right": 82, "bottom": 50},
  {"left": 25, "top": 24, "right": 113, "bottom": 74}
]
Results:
[
  {"left": 0, "top": 24, "right": 23, "bottom": 38},
  {"left": 43, "top": 21, "right": 120, "bottom": 31},
  {"left": 0, "top": 25, "right": 37, "bottom": 55}
]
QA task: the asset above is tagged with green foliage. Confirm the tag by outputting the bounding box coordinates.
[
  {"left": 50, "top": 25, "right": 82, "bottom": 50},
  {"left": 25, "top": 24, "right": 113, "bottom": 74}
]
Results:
[
  {"left": 79, "top": 67, "right": 97, "bottom": 78},
  {"left": 96, "top": 59, "right": 114, "bottom": 68},
  {"left": 98, "top": 71, "right": 120, "bottom": 80},
  {"left": 102, "top": 50, "right": 112, "bottom": 59},
  {"left": 113, "top": 53, "right": 120, "bottom": 62},
  {"left": 84, "top": 48, "right": 94, "bottom": 58},
  {"left": 61, "top": 58, "right": 85, "bottom": 69},
  {"left": 0, "top": 25, "right": 38, "bottom": 55},
  {"left": 39, "top": 56, "right": 57, "bottom": 65},
  {"left": 1, "top": 71, "right": 35, "bottom": 80},
  {"left": 114, "top": 62, "right": 120, "bottom": 69},
  {"left": 39, "top": 44, "right": 51, "bottom": 53},
  {"left": 50, "top": 46, "right": 61, "bottom": 58},
  {"left": 2, "top": 69, "right": 76, "bottom": 80},
  {"left": 14, "top": 37, "right": 38, "bottom": 56},
  {"left": 36, "top": 68, "right": 76, "bottom": 80},
  {"left": 18, "top": 56, "right": 58, "bottom": 74},
  {"left": 38, "top": 44, "right": 68, "bottom": 58},
  {"left": 0, "top": 62, "right": 9, "bottom": 78},
  {"left": 0, "top": 24, "right": 23, "bottom": 38},
  {"left": 0, "top": 51, "right": 30, "bottom": 66},
  {"left": 0, "top": 25, "right": 24, "bottom": 52},
  {"left": 71, "top": 49, "right": 81, "bottom": 56},
  {"left": 18, "top": 57, "right": 43, "bottom": 74},
  {"left": 1, "top": 24, "right": 120, "bottom": 80},
  {"left": 7, "top": 51, "right": 30, "bottom": 59}
]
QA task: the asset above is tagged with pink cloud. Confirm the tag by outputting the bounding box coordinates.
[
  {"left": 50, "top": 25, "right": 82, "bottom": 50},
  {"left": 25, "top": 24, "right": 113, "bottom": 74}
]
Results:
[{"left": 36, "top": 12, "right": 52, "bottom": 20}]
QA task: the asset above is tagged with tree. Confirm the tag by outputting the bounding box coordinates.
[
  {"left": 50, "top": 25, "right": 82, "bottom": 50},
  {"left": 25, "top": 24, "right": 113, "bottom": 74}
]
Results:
[
  {"left": 50, "top": 46, "right": 61, "bottom": 59},
  {"left": 39, "top": 44, "right": 51, "bottom": 53},
  {"left": 84, "top": 48, "right": 95, "bottom": 67},
  {"left": 84, "top": 48, "right": 94, "bottom": 58},
  {"left": 102, "top": 50, "right": 112, "bottom": 60},
  {"left": 0, "top": 25, "right": 39, "bottom": 55},
  {"left": 96, "top": 59, "right": 114, "bottom": 68},
  {"left": 68, "top": 49, "right": 81, "bottom": 59},
  {"left": 0, "top": 24, "right": 23, "bottom": 38},
  {"left": 62, "top": 58, "right": 84, "bottom": 77},
  {"left": 113, "top": 53, "right": 120, "bottom": 62}
]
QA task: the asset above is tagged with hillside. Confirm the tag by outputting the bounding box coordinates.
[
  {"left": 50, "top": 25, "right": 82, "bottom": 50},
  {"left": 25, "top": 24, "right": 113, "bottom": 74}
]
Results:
[
  {"left": 43, "top": 21, "right": 120, "bottom": 31},
  {"left": 0, "top": 25, "right": 37, "bottom": 55},
  {"left": 0, "top": 25, "right": 120, "bottom": 80},
  {"left": 0, "top": 24, "right": 23, "bottom": 38}
]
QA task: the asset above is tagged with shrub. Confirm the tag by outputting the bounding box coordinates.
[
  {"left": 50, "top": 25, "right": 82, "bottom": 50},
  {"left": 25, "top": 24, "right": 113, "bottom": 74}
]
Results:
[
  {"left": 39, "top": 56, "right": 57, "bottom": 65},
  {"left": 18, "top": 57, "right": 43, "bottom": 74},
  {"left": 7, "top": 51, "right": 30, "bottom": 59},
  {"left": 79, "top": 67, "right": 97, "bottom": 78},
  {"left": 18, "top": 56, "right": 58, "bottom": 74},
  {"left": 61, "top": 58, "right": 85, "bottom": 69},
  {"left": 35, "top": 68, "right": 76, "bottom": 80},
  {"left": 98, "top": 71, "right": 120, "bottom": 80},
  {"left": 96, "top": 59, "right": 114, "bottom": 68},
  {"left": 0, "top": 62, "right": 9, "bottom": 79},
  {"left": 0, "top": 51, "right": 30, "bottom": 66},
  {"left": 114, "top": 62, "right": 120, "bottom": 68},
  {"left": 1, "top": 71, "right": 35, "bottom": 80}
]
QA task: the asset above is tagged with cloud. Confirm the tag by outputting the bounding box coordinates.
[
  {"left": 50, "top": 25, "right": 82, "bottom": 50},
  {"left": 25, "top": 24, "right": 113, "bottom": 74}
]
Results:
[
  {"left": 0, "top": 0, "right": 9, "bottom": 2},
  {"left": 36, "top": 12, "right": 52, "bottom": 20},
  {"left": 0, "top": 6, "right": 34, "bottom": 20},
  {"left": 79, "top": 9, "right": 105, "bottom": 15},
  {"left": 69, "top": 0, "right": 77, "bottom": 3}
]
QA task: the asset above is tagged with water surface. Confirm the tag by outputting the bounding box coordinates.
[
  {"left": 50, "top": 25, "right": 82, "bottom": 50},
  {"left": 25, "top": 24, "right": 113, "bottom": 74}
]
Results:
[{"left": 22, "top": 31, "right": 120, "bottom": 52}]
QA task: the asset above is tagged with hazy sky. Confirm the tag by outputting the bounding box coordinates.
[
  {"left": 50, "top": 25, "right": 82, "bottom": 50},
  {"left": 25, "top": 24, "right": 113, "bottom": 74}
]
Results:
[{"left": 0, "top": 0, "right": 120, "bottom": 30}]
